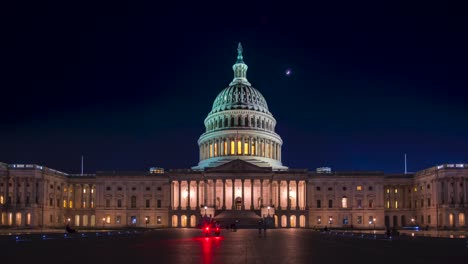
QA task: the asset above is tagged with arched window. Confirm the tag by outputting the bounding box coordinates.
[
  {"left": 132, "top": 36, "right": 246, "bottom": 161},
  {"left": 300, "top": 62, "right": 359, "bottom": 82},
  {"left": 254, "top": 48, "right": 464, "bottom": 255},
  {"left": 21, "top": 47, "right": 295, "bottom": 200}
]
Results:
[
  {"left": 251, "top": 117, "right": 255, "bottom": 127},
  {"left": 262, "top": 120, "right": 265, "bottom": 129},
  {"left": 224, "top": 117, "right": 228, "bottom": 127},
  {"left": 459, "top": 213, "right": 465, "bottom": 226},
  {"left": 231, "top": 117, "right": 235, "bottom": 127},
  {"left": 238, "top": 116, "right": 242, "bottom": 126},
  {"left": 245, "top": 116, "right": 249, "bottom": 127}
]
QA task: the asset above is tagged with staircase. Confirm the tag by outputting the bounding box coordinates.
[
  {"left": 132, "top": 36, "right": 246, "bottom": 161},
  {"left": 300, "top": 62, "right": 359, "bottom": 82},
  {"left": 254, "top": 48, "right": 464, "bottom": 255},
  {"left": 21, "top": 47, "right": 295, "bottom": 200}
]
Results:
[{"left": 214, "top": 210, "right": 262, "bottom": 229}]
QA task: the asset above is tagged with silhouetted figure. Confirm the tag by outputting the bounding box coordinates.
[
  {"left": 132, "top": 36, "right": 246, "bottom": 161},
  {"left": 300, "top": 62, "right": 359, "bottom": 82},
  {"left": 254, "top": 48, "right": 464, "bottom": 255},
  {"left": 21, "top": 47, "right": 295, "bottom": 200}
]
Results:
[{"left": 66, "top": 224, "right": 76, "bottom": 233}]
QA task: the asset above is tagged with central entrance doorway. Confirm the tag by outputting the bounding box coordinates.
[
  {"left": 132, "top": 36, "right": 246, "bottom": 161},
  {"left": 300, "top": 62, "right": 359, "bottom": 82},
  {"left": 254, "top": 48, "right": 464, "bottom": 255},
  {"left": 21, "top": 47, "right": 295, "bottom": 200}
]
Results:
[{"left": 235, "top": 197, "right": 242, "bottom": 210}]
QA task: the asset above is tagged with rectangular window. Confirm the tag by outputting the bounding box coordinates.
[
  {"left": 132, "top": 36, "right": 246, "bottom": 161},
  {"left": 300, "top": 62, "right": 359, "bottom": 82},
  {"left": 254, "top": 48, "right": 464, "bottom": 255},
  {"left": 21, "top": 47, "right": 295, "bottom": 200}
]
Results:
[
  {"left": 316, "top": 200, "right": 321, "bottom": 208},
  {"left": 237, "top": 140, "right": 242, "bottom": 155},
  {"left": 131, "top": 216, "right": 137, "bottom": 225},
  {"left": 421, "top": 199, "right": 424, "bottom": 207},
  {"left": 395, "top": 200, "right": 398, "bottom": 209},
  {"left": 386, "top": 189, "right": 390, "bottom": 194},
  {"left": 395, "top": 189, "right": 398, "bottom": 194},
  {"left": 386, "top": 200, "right": 390, "bottom": 208},
  {"left": 343, "top": 216, "right": 348, "bottom": 225},
  {"left": 244, "top": 142, "right": 249, "bottom": 155},
  {"left": 146, "top": 199, "right": 150, "bottom": 208},
  {"left": 117, "top": 199, "right": 122, "bottom": 208},
  {"left": 316, "top": 186, "right": 321, "bottom": 191},
  {"left": 63, "top": 200, "right": 67, "bottom": 208},
  {"left": 368, "top": 216, "right": 374, "bottom": 224},
  {"left": 224, "top": 141, "right": 227, "bottom": 155},
  {"left": 69, "top": 200, "right": 73, "bottom": 208},
  {"left": 368, "top": 199, "right": 373, "bottom": 208},
  {"left": 342, "top": 197, "right": 348, "bottom": 208},
  {"left": 357, "top": 216, "right": 362, "bottom": 224},
  {"left": 209, "top": 143, "right": 213, "bottom": 158},
  {"left": 131, "top": 196, "right": 137, "bottom": 208},
  {"left": 116, "top": 215, "right": 121, "bottom": 224},
  {"left": 106, "top": 199, "right": 110, "bottom": 208},
  {"left": 328, "top": 200, "right": 333, "bottom": 208},
  {"left": 427, "top": 198, "right": 431, "bottom": 207},
  {"left": 157, "top": 216, "right": 162, "bottom": 224},
  {"left": 49, "top": 198, "right": 53, "bottom": 206},
  {"left": 356, "top": 185, "right": 362, "bottom": 191},
  {"left": 420, "top": 215, "right": 424, "bottom": 224},
  {"left": 214, "top": 143, "right": 218, "bottom": 156},
  {"left": 157, "top": 199, "right": 162, "bottom": 208},
  {"left": 357, "top": 199, "right": 362, "bottom": 208},
  {"left": 57, "top": 199, "right": 60, "bottom": 208},
  {"left": 428, "top": 215, "right": 431, "bottom": 224},
  {"left": 414, "top": 200, "right": 418, "bottom": 208},
  {"left": 317, "top": 216, "right": 321, "bottom": 224},
  {"left": 328, "top": 216, "right": 333, "bottom": 224},
  {"left": 106, "top": 216, "right": 111, "bottom": 224},
  {"left": 157, "top": 187, "right": 162, "bottom": 191}
]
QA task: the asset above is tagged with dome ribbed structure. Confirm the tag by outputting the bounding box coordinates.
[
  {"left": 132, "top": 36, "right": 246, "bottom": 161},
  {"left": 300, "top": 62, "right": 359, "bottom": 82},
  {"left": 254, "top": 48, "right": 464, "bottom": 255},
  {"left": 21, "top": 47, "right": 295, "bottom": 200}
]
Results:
[{"left": 192, "top": 43, "right": 287, "bottom": 171}]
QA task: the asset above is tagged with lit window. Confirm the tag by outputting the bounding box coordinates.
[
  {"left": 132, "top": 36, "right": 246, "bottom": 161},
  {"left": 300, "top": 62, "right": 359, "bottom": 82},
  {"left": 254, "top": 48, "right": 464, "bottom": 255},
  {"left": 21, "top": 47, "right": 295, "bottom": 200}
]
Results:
[
  {"left": 237, "top": 140, "right": 242, "bottom": 155},
  {"left": 386, "top": 189, "right": 390, "bottom": 194},
  {"left": 395, "top": 201, "right": 398, "bottom": 208},
  {"left": 209, "top": 143, "right": 213, "bottom": 158},
  {"left": 69, "top": 200, "right": 73, "bottom": 208},
  {"left": 414, "top": 187, "right": 417, "bottom": 192},
  {"left": 214, "top": 143, "right": 218, "bottom": 156},
  {"left": 91, "top": 189, "right": 94, "bottom": 194},
  {"left": 244, "top": 142, "right": 249, "bottom": 155},
  {"left": 357, "top": 216, "right": 362, "bottom": 224},
  {"left": 230, "top": 140, "right": 235, "bottom": 155},
  {"left": 341, "top": 197, "right": 348, "bottom": 208},
  {"left": 356, "top": 186, "right": 362, "bottom": 191},
  {"left": 251, "top": 141, "right": 256, "bottom": 155},
  {"left": 106, "top": 216, "right": 111, "bottom": 224},
  {"left": 224, "top": 141, "right": 227, "bottom": 155},
  {"left": 0, "top": 195, "right": 3, "bottom": 204},
  {"left": 395, "top": 189, "right": 398, "bottom": 194},
  {"left": 386, "top": 200, "right": 390, "bottom": 208},
  {"left": 63, "top": 200, "right": 67, "bottom": 208}
]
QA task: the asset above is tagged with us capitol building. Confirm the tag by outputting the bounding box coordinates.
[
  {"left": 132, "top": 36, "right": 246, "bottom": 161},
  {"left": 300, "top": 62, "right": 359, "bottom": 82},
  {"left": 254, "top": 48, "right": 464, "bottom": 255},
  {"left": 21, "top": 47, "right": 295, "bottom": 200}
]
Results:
[{"left": 1, "top": 44, "right": 467, "bottom": 231}]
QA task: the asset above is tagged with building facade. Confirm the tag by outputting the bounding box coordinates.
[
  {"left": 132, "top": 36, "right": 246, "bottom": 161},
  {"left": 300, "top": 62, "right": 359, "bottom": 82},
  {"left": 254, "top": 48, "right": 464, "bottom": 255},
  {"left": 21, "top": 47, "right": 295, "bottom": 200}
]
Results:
[{"left": 1, "top": 44, "right": 467, "bottom": 230}]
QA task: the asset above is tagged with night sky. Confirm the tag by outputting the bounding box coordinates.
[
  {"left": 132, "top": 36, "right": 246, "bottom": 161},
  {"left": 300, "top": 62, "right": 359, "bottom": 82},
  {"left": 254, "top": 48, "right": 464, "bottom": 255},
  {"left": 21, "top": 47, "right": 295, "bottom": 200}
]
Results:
[{"left": 3, "top": 1, "right": 467, "bottom": 174}]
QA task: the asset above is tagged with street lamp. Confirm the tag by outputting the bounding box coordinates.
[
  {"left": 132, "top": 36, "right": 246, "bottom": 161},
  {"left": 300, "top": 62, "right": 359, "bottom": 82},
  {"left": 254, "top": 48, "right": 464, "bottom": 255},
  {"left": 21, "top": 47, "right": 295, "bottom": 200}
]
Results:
[
  {"left": 204, "top": 206, "right": 207, "bottom": 216},
  {"left": 373, "top": 218, "right": 376, "bottom": 234},
  {"left": 145, "top": 217, "right": 149, "bottom": 228},
  {"left": 411, "top": 218, "right": 415, "bottom": 226},
  {"left": 267, "top": 206, "right": 270, "bottom": 216},
  {"left": 102, "top": 217, "right": 106, "bottom": 229}
]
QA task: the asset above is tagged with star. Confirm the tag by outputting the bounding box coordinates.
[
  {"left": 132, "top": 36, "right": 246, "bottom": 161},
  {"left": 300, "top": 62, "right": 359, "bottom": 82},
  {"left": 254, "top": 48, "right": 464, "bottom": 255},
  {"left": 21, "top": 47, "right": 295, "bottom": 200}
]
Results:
[{"left": 285, "top": 69, "right": 292, "bottom": 76}]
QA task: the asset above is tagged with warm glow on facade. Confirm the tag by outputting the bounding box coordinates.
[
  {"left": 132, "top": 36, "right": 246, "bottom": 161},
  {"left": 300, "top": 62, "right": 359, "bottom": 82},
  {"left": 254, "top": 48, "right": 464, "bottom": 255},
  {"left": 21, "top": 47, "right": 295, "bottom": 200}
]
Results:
[
  {"left": 224, "top": 141, "right": 227, "bottom": 155},
  {"left": 230, "top": 141, "right": 235, "bottom": 155},
  {"left": 341, "top": 197, "right": 348, "bottom": 208},
  {"left": 237, "top": 140, "right": 241, "bottom": 155},
  {"left": 244, "top": 142, "right": 248, "bottom": 155},
  {"left": 63, "top": 199, "right": 67, "bottom": 208},
  {"left": 356, "top": 186, "right": 362, "bottom": 191},
  {"left": 395, "top": 201, "right": 398, "bottom": 208},
  {"left": 0, "top": 195, "right": 3, "bottom": 204},
  {"left": 69, "top": 200, "right": 73, "bottom": 208},
  {"left": 214, "top": 143, "right": 218, "bottom": 156}
]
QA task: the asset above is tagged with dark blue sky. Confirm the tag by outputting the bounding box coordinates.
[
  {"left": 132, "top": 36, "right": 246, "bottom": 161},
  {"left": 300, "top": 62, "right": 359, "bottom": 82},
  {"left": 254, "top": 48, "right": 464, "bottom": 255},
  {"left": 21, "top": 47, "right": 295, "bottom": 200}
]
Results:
[{"left": 2, "top": 1, "right": 467, "bottom": 173}]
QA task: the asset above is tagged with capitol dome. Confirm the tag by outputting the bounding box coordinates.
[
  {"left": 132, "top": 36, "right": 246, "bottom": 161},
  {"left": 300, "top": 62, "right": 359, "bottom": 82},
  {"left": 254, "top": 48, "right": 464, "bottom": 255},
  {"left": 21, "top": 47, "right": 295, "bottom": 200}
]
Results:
[{"left": 192, "top": 43, "right": 287, "bottom": 170}]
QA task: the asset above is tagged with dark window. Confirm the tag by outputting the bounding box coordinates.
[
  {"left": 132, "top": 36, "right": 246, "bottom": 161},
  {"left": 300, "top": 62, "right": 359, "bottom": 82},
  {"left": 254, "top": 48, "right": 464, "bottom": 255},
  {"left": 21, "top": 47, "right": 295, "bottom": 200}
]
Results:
[
  {"left": 146, "top": 187, "right": 150, "bottom": 191},
  {"left": 427, "top": 184, "right": 431, "bottom": 189},
  {"left": 49, "top": 198, "right": 53, "bottom": 206},
  {"left": 132, "top": 187, "right": 136, "bottom": 191},
  {"left": 342, "top": 187, "right": 347, "bottom": 191},
  {"left": 117, "top": 199, "right": 122, "bottom": 208},
  {"left": 157, "top": 187, "right": 162, "bottom": 191},
  {"left": 57, "top": 199, "right": 60, "bottom": 207},
  {"left": 316, "top": 186, "right": 321, "bottom": 191},
  {"left": 428, "top": 215, "right": 431, "bottom": 224},
  {"left": 157, "top": 200, "right": 162, "bottom": 208},
  {"left": 328, "top": 200, "right": 333, "bottom": 208},
  {"left": 106, "top": 199, "right": 110, "bottom": 207},
  {"left": 427, "top": 198, "right": 431, "bottom": 207},
  {"left": 328, "top": 187, "right": 333, "bottom": 191},
  {"left": 50, "top": 185, "right": 53, "bottom": 189},
  {"left": 26, "top": 196, "right": 30, "bottom": 204},
  {"left": 146, "top": 199, "right": 150, "bottom": 208},
  {"left": 117, "top": 187, "right": 122, "bottom": 191},
  {"left": 106, "top": 186, "right": 111, "bottom": 191},
  {"left": 421, "top": 199, "right": 424, "bottom": 207},
  {"left": 17, "top": 196, "right": 20, "bottom": 204},
  {"left": 368, "top": 199, "right": 374, "bottom": 208},
  {"left": 131, "top": 196, "right": 137, "bottom": 208},
  {"left": 368, "top": 186, "right": 373, "bottom": 191},
  {"left": 316, "top": 200, "right": 321, "bottom": 208},
  {"left": 57, "top": 186, "right": 60, "bottom": 190},
  {"left": 357, "top": 199, "right": 362, "bottom": 208}
]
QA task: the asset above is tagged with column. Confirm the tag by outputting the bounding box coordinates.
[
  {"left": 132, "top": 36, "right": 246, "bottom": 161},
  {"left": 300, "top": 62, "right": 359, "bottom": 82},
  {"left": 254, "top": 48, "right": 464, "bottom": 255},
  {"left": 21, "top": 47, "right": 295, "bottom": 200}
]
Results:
[
  {"left": 196, "top": 181, "right": 200, "bottom": 209},
  {"left": 260, "top": 179, "right": 264, "bottom": 207},
  {"left": 204, "top": 180, "right": 208, "bottom": 206},
  {"left": 231, "top": 179, "right": 235, "bottom": 210},
  {"left": 178, "top": 181, "right": 182, "bottom": 210},
  {"left": 187, "top": 180, "right": 191, "bottom": 210},
  {"left": 295, "top": 180, "right": 299, "bottom": 210},
  {"left": 241, "top": 179, "right": 245, "bottom": 210},
  {"left": 269, "top": 179, "right": 273, "bottom": 206},
  {"left": 305, "top": 180, "right": 309, "bottom": 210},
  {"left": 278, "top": 181, "right": 281, "bottom": 210},
  {"left": 222, "top": 179, "right": 226, "bottom": 209},
  {"left": 287, "top": 180, "right": 290, "bottom": 210},
  {"left": 250, "top": 179, "right": 254, "bottom": 210},
  {"left": 213, "top": 179, "right": 216, "bottom": 209}
]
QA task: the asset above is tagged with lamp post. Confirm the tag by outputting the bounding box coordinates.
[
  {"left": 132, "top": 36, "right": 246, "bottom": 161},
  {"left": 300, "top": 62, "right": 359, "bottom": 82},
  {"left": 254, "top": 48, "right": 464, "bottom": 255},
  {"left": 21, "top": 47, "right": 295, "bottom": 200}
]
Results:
[
  {"left": 102, "top": 217, "right": 105, "bottom": 229},
  {"left": 145, "top": 217, "right": 148, "bottom": 228},
  {"left": 267, "top": 206, "right": 270, "bottom": 216},
  {"left": 373, "top": 218, "right": 376, "bottom": 234},
  {"left": 204, "top": 206, "right": 207, "bottom": 216},
  {"left": 411, "top": 217, "right": 415, "bottom": 226}
]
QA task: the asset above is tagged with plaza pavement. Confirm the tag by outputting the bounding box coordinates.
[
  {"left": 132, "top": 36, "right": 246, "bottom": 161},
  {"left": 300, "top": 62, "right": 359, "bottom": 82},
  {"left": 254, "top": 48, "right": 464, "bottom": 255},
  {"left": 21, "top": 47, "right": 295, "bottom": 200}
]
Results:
[{"left": 2, "top": 228, "right": 468, "bottom": 264}]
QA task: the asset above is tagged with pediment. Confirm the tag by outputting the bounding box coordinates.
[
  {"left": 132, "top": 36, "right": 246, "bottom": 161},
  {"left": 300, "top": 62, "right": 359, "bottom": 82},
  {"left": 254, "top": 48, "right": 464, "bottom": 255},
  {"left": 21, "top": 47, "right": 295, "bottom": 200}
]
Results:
[{"left": 205, "top": 159, "right": 272, "bottom": 173}]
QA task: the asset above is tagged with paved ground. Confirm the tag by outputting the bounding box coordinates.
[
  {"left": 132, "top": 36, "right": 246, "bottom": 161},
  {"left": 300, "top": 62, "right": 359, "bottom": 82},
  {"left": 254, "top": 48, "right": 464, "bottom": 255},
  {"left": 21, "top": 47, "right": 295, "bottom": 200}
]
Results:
[{"left": 2, "top": 228, "right": 468, "bottom": 264}]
